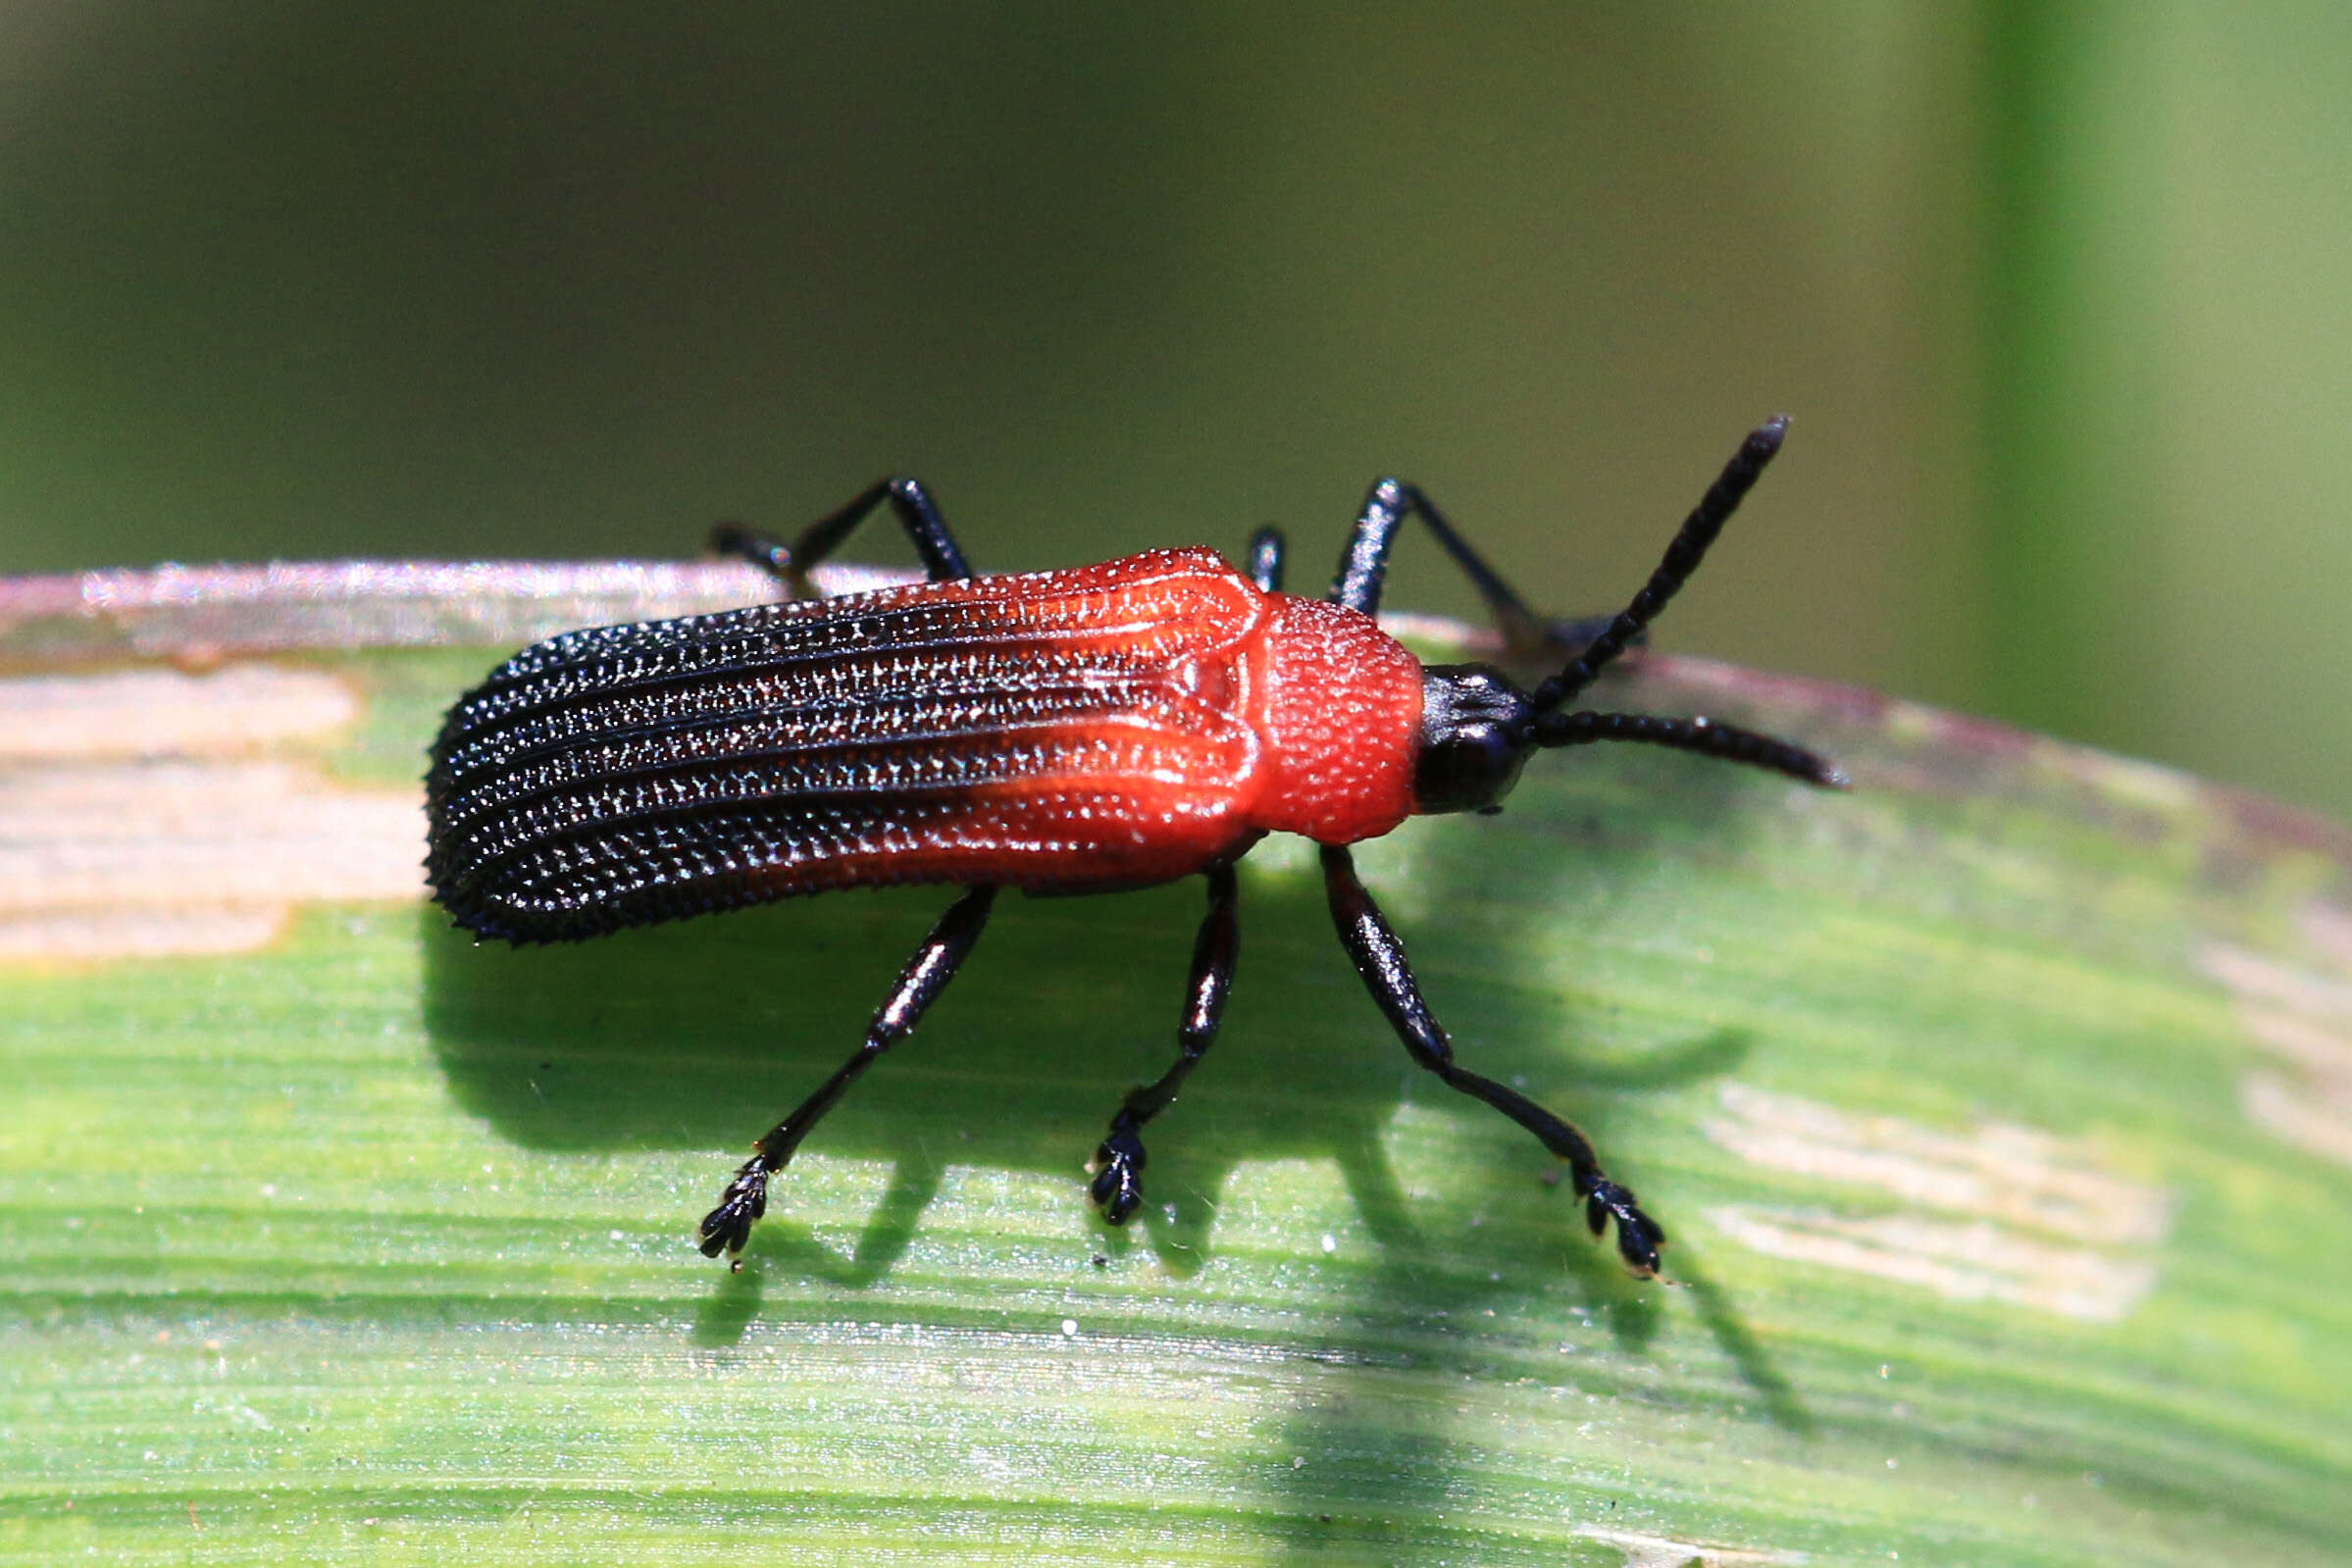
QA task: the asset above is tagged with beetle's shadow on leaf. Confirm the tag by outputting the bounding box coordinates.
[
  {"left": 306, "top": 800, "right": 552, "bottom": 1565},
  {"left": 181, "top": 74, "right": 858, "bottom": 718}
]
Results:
[
  {"left": 423, "top": 877, "right": 1722, "bottom": 1285},
  {"left": 419, "top": 744, "right": 1809, "bottom": 1434},
  {"left": 1247, "top": 748, "right": 1825, "bottom": 1540}
]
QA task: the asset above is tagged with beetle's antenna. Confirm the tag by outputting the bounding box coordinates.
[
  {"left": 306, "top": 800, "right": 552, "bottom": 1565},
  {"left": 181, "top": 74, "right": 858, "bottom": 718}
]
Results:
[
  {"left": 1532, "top": 709, "right": 1848, "bottom": 788},
  {"left": 1527, "top": 416, "right": 1788, "bottom": 714}
]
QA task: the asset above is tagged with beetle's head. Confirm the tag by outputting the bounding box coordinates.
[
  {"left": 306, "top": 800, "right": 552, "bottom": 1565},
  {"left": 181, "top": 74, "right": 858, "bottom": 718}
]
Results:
[
  {"left": 1412, "top": 664, "right": 1536, "bottom": 816},
  {"left": 1411, "top": 657, "right": 1850, "bottom": 819},
  {"left": 1409, "top": 418, "right": 1847, "bottom": 819}
]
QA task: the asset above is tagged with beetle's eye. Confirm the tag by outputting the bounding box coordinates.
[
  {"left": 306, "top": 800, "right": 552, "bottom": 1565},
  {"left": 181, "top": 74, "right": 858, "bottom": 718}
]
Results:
[{"left": 1414, "top": 724, "right": 1530, "bottom": 816}]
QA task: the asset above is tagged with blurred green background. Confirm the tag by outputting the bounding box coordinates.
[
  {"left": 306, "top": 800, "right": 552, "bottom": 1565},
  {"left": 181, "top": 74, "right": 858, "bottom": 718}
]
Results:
[{"left": 4, "top": 4, "right": 2349, "bottom": 820}]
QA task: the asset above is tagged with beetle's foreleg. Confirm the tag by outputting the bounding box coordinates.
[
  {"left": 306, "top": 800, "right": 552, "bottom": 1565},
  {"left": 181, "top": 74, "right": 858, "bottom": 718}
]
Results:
[
  {"left": 1327, "top": 479, "right": 1605, "bottom": 664},
  {"left": 710, "top": 475, "right": 974, "bottom": 596},
  {"left": 1316, "top": 845, "right": 1665, "bottom": 1277},
  {"left": 1090, "top": 863, "right": 1240, "bottom": 1225},
  {"left": 1325, "top": 478, "right": 1553, "bottom": 654},
  {"left": 697, "top": 885, "right": 997, "bottom": 1267}
]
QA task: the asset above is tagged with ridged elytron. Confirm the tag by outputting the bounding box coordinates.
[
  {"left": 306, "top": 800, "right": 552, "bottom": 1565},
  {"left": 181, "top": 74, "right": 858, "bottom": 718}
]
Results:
[{"left": 425, "top": 418, "right": 1843, "bottom": 1276}]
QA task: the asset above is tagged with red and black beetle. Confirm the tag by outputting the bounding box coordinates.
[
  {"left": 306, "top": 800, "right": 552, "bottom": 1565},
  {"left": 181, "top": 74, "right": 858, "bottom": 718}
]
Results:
[{"left": 425, "top": 417, "right": 1842, "bottom": 1276}]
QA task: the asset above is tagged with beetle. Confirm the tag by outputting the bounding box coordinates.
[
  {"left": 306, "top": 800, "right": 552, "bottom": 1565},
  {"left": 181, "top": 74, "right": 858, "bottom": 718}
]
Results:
[{"left": 425, "top": 417, "right": 1842, "bottom": 1277}]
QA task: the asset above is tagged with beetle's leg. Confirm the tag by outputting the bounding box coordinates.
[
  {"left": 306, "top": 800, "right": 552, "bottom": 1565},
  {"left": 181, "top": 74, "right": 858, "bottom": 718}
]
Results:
[
  {"left": 1089, "top": 863, "right": 1241, "bottom": 1225},
  {"left": 710, "top": 476, "right": 974, "bottom": 596},
  {"left": 697, "top": 885, "right": 997, "bottom": 1267},
  {"left": 1245, "top": 526, "right": 1287, "bottom": 594},
  {"left": 1316, "top": 844, "right": 1665, "bottom": 1276},
  {"left": 1327, "top": 478, "right": 1556, "bottom": 658},
  {"left": 1327, "top": 421, "right": 1789, "bottom": 668}
]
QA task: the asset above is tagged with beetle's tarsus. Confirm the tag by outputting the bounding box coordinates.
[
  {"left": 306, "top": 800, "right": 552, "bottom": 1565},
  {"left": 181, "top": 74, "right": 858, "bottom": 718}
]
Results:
[
  {"left": 1089, "top": 1121, "right": 1148, "bottom": 1225},
  {"left": 696, "top": 1156, "right": 771, "bottom": 1260},
  {"left": 1582, "top": 1177, "right": 1665, "bottom": 1278}
]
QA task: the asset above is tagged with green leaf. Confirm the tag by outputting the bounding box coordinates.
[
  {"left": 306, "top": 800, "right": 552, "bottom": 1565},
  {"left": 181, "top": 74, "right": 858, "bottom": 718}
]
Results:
[{"left": 3, "top": 562, "right": 2347, "bottom": 1566}]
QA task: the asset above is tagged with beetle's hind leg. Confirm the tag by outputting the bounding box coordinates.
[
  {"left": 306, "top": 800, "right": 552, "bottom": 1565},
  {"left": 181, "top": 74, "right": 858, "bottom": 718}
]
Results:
[
  {"left": 711, "top": 476, "right": 974, "bottom": 597},
  {"left": 1317, "top": 845, "right": 1665, "bottom": 1275},
  {"left": 1089, "top": 864, "right": 1240, "bottom": 1225},
  {"left": 698, "top": 885, "right": 997, "bottom": 1267}
]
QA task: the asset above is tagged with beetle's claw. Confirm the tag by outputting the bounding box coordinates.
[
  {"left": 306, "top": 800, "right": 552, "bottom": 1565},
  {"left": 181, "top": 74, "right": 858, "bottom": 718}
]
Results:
[
  {"left": 697, "top": 1156, "right": 771, "bottom": 1263},
  {"left": 1088, "top": 1127, "right": 1148, "bottom": 1226},
  {"left": 1582, "top": 1177, "right": 1666, "bottom": 1279}
]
